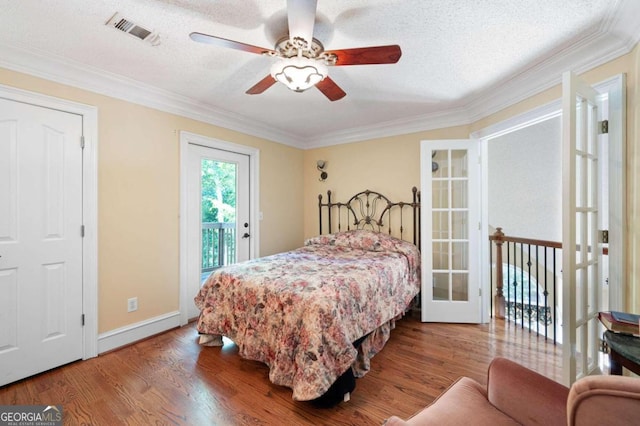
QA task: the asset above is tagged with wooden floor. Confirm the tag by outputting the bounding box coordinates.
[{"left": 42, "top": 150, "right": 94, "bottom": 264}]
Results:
[{"left": 0, "top": 314, "right": 562, "bottom": 425}]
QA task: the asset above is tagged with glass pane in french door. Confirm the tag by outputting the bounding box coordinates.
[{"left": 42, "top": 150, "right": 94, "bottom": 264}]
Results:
[
  {"left": 200, "top": 159, "right": 237, "bottom": 281},
  {"left": 431, "top": 149, "right": 471, "bottom": 303}
]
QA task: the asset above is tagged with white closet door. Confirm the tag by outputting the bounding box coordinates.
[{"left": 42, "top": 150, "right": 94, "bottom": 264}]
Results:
[{"left": 0, "top": 98, "right": 83, "bottom": 386}]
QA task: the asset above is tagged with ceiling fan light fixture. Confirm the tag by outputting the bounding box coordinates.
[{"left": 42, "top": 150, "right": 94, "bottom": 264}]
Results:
[{"left": 270, "top": 57, "right": 328, "bottom": 92}]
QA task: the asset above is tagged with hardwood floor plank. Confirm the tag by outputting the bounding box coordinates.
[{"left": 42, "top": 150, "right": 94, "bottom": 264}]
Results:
[{"left": 0, "top": 316, "right": 561, "bottom": 425}]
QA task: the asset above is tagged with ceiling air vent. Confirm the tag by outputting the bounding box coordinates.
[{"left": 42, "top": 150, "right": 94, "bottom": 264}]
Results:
[{"left": 105, "top": 12, "right": 161, "bottom": 46}]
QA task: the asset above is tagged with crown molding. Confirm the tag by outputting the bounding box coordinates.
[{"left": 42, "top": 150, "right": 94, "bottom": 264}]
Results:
[
  {"left": 0, "top": 43, "right": 301, "bottom": 148},
  {"left": 0, "top": 0, "right": 637, "bottom": 151},
  {"left": 308, "top": 1, "right": 640, "bottom": 147},
  {"left": 306, "top": 25, "right": 633, "bottom": 149},
  {"left": 452, "top": 1, "right": 640, "bottom": 127},
  {"left": 302, "top": 105, "right": 471, "bottom": 149},
  {"left": 463, "top": 19, "right": 637, "bottom": 124}
]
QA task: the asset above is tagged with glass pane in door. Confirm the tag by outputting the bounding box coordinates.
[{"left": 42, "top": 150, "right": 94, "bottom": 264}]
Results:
[
  {"left": 433, "top": 273, "right": 449, "bottom": 301},
  {"left": 451, "top": 150, "right": 468, "bottom": 177},
  {"left": 431, "top": 149, "right": 471, "bottom": 303},
  {"left": 432, "top": 241, "right": 450, "bottom": 269},
  {"left": 452, "top": 273, "right": 469, "bottom": 301},
  {"left": 451, "top": 180, "right": 468, "bottom": 208},
  {"left": 432, "top": 211, "right": 449, "bottom": 237},
  {"left": 421, "top": 139, "right": 481, "bottom": 323},
  {"left": 200, "top": 159, "right": 237, "bottom": 281},
  {"left": 451, "top": 211, "right": 467, "bottom": 239},
  {"left": 432, "top": 180, "right": 449, "bottom": 208}
]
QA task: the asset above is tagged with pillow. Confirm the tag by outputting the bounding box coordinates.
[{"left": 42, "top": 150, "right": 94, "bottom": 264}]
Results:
[
  {"left": 306, "top": 229, "right": 421, "bottom": 281},
  {"left": 305, "top": 229, "right": 399, "bottom": 252}
]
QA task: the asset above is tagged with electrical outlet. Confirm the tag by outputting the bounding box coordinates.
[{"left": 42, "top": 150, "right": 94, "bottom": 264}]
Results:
[{"left": 127, "top": 297, "right": 138, "bottom": 312}]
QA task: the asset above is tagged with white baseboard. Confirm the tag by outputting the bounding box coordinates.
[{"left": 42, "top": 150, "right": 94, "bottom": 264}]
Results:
[{"left": 97, "top": 311, "right": 182, "bottom": 354}]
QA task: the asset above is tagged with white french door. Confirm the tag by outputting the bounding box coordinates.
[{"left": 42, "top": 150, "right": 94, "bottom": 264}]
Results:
[
  {"left": 0, "top": 98, "right": 84, "bottom": 386},
  {"left": 182, "top": 135, "right": 253, "bottom": 321},
  {"left": 420, "top": 139, "right": 482, "bottom": 323},
  {"left": 562, "top": 71, "right": 603, "bottom": 385}
]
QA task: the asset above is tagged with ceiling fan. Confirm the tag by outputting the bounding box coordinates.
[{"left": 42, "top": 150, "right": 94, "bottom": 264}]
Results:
[{"left": 189, "top": 0, "right": 402, "bottom": 101}]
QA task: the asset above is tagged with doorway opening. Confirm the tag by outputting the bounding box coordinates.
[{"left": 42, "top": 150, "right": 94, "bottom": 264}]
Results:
[{"left": 475, "top": 74, "right": 625, "bottom": 335}]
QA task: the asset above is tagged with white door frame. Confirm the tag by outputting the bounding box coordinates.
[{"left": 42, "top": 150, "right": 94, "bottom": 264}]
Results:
[
  {"left": 472, "top": 74, "right": 626, "bottom": 323},
  {"left": 595, "top": 74, "right": 626, "bottom": 312},
  {"left": 0, "top": 83, "right": 99, "bottom": 359},
  {"left": 179, "top": 131, "right": 260, "bottom": 326}
]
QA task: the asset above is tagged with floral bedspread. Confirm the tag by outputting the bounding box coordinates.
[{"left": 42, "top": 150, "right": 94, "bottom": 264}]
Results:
[{"left": 194, "top": 230, "right": 421, "bottom": 401}]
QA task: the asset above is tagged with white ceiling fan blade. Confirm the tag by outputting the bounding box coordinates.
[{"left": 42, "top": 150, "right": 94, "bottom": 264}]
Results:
[{"left": 287, "top": 0, "right": 317, "bottom": 47}]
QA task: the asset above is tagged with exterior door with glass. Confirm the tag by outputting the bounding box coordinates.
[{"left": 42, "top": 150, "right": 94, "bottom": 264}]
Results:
[
  {"left": 185, "top": 143, "right": 250, "bottom": 320},
  {"left": 420, "top": 140, "right": 482, "bottom": 323}
]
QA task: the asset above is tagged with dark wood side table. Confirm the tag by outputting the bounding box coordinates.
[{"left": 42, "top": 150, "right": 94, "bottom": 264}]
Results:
[{"left": 603, "top": 330, "right": 640, "bottom": 375}]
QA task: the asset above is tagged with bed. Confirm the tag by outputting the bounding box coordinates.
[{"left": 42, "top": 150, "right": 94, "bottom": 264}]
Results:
[{"left": 194, "top": 188, "right": 421, "bottom": 403}]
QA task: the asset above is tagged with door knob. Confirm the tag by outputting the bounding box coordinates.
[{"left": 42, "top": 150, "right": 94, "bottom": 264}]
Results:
[{"left": 242, "top": 233, "right": 250, "bottom": 238}]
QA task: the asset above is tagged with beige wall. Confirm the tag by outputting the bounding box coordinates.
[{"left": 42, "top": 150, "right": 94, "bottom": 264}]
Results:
[
  {"left": 0, "top": 68, "right": 304, "bottom": 333},
  {"left": 302, "top": 127, "right": 469, "bottom": 239},
  {"left": 1, "top": 41, "right": 638, "bottom": 334},
  {"left": 304, "top": 47, "right": 640, "bottom": 310}
]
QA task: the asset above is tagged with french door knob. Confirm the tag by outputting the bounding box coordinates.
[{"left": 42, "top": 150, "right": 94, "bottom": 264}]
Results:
[{"left": 242, "top": 233, "right": 250, "bottom": 238}]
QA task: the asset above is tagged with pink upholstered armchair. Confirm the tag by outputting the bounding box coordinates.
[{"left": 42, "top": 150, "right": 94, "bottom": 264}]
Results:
[{"left": 384, "top": 357, "right": 640, "bottom": 425}]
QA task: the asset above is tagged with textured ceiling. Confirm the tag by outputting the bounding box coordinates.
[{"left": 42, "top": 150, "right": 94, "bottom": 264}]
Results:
[{"left": 0, "top": 0, "right": 638, "bottom": 148}]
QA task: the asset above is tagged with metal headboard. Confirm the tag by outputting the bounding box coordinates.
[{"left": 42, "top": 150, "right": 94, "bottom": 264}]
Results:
[{"left": 318, "top": 187, "right": 421, "bottom": 248}]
